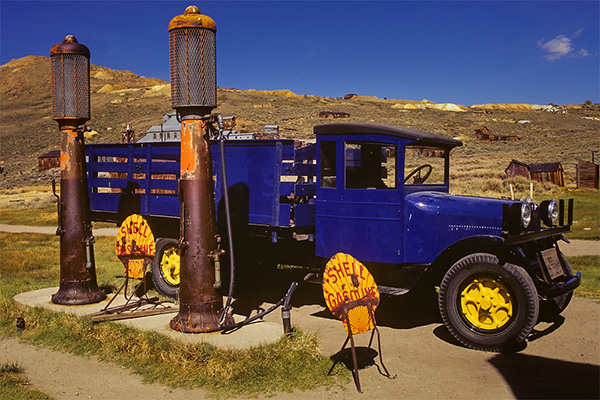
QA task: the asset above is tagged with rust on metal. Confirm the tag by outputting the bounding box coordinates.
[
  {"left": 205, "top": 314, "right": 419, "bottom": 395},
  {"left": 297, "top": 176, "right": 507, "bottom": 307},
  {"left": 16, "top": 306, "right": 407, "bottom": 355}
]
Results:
[
  {"left": 168, "top": 5, "right": 216, "bottom": 32},
  {"left": 50, "top": 35, "right": 90, "bottom": 57},
  {"left": 323, "top": 252, "right": 380, "bottom": 335},
  {"left": 170, "top": 118, "right": 222, "bottom": 333},
  {"left": 116, "top": 214, "right": 156, "bottom": 279},
  {"left": 50, "top": 35, "right": 103, "bottom": 305},
  {"left": 324, "top": 253, "right": 393, "bottom": 393},
  {"left": 52, "top": 126, "right": 105, "bottom": 305}
]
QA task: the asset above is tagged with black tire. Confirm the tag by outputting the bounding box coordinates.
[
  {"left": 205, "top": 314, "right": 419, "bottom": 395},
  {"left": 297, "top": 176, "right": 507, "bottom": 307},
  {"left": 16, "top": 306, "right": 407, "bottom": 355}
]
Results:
[
  {"left": 438, "top": 253, "right": 539, "bottom": 352},
  {"left": 150, "top": 238, "right": 180, "bottom": 299}
]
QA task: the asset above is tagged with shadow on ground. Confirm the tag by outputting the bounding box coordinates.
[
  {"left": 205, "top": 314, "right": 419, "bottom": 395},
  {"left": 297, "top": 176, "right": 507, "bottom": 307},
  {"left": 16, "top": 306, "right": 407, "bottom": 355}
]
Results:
[
  {"left": 489, "top": 353, "right": 600, "bottom": 399},
  {"left": 225, "top": 268, "right": 442, "bottom": 330}
]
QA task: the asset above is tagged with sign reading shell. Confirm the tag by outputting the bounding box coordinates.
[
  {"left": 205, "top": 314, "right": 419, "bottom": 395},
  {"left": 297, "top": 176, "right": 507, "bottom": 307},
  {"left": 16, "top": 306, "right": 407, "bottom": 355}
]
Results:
[
  {"left": 323, "top": 253, "right": 380, "bottom": 335},
  {"left": 115, "top": 214, "right": 156, "bottom": 279}
]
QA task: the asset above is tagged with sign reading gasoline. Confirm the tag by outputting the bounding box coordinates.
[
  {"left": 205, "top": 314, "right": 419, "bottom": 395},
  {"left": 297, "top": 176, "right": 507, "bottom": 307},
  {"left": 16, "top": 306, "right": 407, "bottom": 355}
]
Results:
[
  {"left": 115, "top": 214, "right": 156, "bottom": 279},
  {"left": 323, "top": 253, "right": 380, "bottom": 335}
]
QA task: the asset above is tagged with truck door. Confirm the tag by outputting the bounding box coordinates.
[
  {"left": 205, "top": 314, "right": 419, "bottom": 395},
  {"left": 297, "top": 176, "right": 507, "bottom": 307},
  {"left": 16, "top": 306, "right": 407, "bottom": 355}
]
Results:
[{"left": 316, "top": 139, "right": 403, "bottom": 264}]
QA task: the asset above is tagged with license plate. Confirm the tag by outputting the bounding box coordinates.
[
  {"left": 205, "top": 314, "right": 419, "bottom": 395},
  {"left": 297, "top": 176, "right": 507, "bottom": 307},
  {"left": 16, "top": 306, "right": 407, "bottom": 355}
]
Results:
[{"left": 541, "top": 248, "right": 564, "bottom": 280}]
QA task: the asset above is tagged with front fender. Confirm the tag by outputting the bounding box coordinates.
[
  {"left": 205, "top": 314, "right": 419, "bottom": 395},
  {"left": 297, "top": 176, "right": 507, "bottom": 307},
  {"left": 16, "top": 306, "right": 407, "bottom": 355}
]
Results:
[{"left": 426, "top": 235, "right": 509, "bottom": 287}]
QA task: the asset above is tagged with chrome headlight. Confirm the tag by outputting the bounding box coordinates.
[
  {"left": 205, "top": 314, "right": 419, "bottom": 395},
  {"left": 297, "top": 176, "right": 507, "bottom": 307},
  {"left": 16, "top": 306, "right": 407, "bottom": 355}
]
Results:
[
  {"left": 521, "top": 203, "right": 532, "bottom": 229},
  {"left": 540, "top": 200, "right": 559, "bottom": 227}
]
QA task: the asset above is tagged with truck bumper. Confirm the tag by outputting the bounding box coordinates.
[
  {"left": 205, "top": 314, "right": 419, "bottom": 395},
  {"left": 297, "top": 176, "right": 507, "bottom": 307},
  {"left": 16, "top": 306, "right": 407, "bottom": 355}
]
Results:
[
  {"left": 503, "top": 225, "right": 570, "bottom": 246},
  {"left": 545, "top": 272, "right": 581, "bottom": 298}
]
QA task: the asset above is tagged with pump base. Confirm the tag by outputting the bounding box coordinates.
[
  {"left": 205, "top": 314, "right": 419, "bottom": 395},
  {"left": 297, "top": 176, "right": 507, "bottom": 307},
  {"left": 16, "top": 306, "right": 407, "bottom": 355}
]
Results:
[
  {"left": 170, "top": 302, "right": 231, "bottom": 333},
  {"left": 51, "top": 280, "right": 106, "bottom": 305}
]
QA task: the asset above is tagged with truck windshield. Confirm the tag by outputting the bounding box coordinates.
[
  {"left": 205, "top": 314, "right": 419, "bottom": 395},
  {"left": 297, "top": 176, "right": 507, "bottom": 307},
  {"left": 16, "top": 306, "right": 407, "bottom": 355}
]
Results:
[
  {"left": 404, "top": 145, "right": 446, "bottom": 185},
  {"left": 345, "top": 142, "right": 397, "bottom": 189}
]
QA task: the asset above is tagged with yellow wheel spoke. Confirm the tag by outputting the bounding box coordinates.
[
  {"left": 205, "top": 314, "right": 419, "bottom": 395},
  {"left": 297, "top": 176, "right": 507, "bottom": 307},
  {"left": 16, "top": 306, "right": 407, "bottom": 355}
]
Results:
[
  {"left": 461, "top": 277, "right": 513, "bottom": 331},
  {"left": 161, "top": 248, "right": 180, "bottom": 285}
]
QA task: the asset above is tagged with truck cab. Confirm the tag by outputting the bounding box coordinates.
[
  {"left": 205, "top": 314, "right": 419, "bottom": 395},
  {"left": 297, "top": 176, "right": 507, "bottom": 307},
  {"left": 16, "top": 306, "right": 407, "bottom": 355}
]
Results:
[{"left": 315, "top": 123, "right": 459, "bottom": 267}]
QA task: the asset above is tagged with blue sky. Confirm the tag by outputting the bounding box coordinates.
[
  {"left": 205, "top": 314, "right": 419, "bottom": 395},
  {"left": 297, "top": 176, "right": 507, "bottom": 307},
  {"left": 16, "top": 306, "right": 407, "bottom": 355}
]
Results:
[{"left": 1, "top": 1, "right": 598, "bottom": 106}]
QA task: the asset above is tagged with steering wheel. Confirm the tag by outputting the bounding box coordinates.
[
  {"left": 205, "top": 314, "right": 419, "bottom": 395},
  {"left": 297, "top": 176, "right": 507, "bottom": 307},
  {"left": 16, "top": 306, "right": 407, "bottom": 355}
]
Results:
[{"left": 404, "top": 164, "right": 432, "bottom": 184}]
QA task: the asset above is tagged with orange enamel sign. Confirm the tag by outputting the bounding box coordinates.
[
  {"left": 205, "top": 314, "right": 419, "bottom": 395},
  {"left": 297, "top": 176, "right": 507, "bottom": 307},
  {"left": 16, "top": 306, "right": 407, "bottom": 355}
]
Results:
[
  {"left": 323, "top": 253, "right": 380, "bottom": 335},
  {"left": 115, "top": 214, "right": 156, "bottom": 279}
]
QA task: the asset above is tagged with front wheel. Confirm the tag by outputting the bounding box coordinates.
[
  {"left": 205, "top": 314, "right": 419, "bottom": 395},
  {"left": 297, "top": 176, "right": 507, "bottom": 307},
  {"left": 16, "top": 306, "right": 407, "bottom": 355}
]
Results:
[
  {"left": 438, "top": 253, "right": 539, "bottom": 352},
  {"left": 150, "top": 238, "right": 180, "bottom": 299}
]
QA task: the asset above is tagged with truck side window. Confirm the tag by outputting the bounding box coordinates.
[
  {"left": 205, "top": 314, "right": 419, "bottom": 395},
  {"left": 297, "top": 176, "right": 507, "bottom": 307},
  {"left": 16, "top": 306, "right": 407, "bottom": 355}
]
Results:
[
  {"left": 320, "top": 141, "right": 337, "bottom": 188},
  {"left": 404, "top": 145, "right": 446, "bottom": 185},
  {"left": 345, "top": 142, "right": 396, "bottom": 189}
]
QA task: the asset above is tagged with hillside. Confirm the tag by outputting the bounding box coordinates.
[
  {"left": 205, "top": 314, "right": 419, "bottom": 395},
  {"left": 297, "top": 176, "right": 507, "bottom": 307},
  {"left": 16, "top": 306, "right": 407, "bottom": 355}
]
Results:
[{"left": 1, "top": 55, "right": 598, "bottom": 193}]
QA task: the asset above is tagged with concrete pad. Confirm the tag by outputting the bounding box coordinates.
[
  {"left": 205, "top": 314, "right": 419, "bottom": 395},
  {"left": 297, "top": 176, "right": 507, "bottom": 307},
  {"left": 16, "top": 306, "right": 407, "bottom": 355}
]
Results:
[{"left": 14, "top": 287, "right": 286, "bottom": 349}]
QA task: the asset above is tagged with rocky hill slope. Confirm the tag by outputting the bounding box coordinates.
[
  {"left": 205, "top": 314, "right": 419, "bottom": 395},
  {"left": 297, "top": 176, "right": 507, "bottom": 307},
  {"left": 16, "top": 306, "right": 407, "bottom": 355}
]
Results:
[{"left": 1, "top": 56, "right": 598, "bottom": 192}]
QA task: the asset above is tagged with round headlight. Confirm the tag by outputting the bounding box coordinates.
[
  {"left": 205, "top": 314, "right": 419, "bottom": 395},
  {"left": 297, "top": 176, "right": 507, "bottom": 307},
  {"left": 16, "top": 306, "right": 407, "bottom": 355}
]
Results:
[
  {"left": 540, "top": 200, "right": 559, "bottom": 226},
  {"left": 521, "top": 203, "right": 532, "bottom": 229}
]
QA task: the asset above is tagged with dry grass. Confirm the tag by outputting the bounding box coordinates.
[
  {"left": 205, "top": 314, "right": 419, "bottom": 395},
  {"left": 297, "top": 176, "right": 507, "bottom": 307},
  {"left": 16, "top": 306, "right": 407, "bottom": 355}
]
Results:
[{"left": 0, "top": 232, "right": 348, "bottom": 397}]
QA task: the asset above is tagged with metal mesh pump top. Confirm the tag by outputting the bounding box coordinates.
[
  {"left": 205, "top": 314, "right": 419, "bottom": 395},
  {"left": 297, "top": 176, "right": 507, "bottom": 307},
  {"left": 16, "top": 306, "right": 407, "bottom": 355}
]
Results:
[
  {"left": 169, "top": 28, "right": 216, "bottom": 109},
  {"left": 51, "top": 53, "right": 90, "bottom": 120}
]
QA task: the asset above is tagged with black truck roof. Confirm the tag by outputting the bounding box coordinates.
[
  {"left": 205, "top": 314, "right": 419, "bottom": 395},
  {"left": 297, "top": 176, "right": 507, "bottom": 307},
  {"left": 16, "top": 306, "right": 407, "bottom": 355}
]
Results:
[{"left": 314, "top": 123, "right": 463, "bottom": 148}]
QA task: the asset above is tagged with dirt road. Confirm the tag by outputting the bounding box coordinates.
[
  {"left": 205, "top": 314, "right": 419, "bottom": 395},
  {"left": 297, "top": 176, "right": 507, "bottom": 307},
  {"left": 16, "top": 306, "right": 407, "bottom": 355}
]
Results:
[{"left": 2, "top": 291, "right": 598, "bottom": 400}]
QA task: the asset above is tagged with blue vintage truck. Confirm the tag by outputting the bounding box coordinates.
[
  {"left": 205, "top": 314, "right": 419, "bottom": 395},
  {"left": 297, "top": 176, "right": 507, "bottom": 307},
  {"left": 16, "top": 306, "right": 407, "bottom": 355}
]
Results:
[{"left": 85, "top": 122, "right": 580, "bottom": 351}]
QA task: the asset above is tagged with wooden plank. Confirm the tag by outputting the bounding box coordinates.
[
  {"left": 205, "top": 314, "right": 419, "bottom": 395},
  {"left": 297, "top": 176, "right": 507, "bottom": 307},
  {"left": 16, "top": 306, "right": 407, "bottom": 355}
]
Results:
[{"left": 90, "top": 306, "right": 177, "bottom": 322}]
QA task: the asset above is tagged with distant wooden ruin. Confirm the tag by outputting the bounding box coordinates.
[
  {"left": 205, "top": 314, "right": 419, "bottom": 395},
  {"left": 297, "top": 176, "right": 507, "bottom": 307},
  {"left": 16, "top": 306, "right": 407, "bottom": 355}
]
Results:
[
  {"left": 505, "top": 160, "right": 565, "bottom": 187},
  {"left": 38, "top": 150, "right": 60, "bottom": 171},
  {"left": 319, "top": 111, "right": 351, "bottom": 119},
  {"left": 475, "top": 127, "right": 521, "bottom": 142},
  {"left": 575, "top": 152, "right": 599, "bottom": 189}
]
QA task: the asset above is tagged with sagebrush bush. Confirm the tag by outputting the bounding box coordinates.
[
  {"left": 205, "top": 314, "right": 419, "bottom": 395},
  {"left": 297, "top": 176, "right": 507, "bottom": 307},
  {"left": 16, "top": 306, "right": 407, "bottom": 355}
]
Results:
[{"left": 481, "top": 178, "right": 503, "bottom": 193}]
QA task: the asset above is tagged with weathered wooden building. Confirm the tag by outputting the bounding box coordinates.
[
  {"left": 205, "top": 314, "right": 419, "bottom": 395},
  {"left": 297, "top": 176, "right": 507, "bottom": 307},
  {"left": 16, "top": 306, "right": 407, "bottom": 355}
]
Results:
[
  {"left": 575, "top": 159, "right": 599, "bottom": 189},
  {"left": 505, "top": 160, "right": 530, "bottom": 180},
  {"left": 529, "top": 162, "right": 564, "bottom": 187},
  {"left": 475, "top": 127, "right": 521, "bottom": 142},
  {"left": 38, "top": 150, "right": 60, "bottom": 171},
  {"left": 505, "top": 160, "right": 565, "bottom": 187},
  {"left": 319, "top": 111, "right": 351, "bottom": 119}
]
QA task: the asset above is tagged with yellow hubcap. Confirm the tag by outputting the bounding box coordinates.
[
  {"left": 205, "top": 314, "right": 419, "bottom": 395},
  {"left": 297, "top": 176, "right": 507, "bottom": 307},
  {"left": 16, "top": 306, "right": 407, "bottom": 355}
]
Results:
[
  {"left": 460, "top": 277, "right": 513, "bottom": 331},
  {"left": 160, "top": 247, "right": 180, "bottom": 286}
]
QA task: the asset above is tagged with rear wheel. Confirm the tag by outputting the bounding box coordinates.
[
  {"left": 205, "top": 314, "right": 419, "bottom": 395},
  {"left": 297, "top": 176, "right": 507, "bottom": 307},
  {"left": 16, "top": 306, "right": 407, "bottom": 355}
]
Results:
[
  {"left": 438, "top": 253, "right": 539, "bottom": 352},
  {"left": 150, "top": 238, "right": 180, "bottom": 298}
]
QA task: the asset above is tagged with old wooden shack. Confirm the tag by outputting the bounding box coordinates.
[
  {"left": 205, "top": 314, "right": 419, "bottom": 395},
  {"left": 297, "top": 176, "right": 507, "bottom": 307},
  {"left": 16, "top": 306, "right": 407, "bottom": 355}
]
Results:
[
  {"left": 38, "top": 150, "right": 60, "bottom": 171},
  {"left": 505, "top": 160, "right": 530, "bottom": 180},
  {"left": 575, "top": 159, "right": 599, "bottom": 189},
  {"left": 505, "top": 160, "right": 565, "bottom": 187},
  {"left": 529, "top": 162, "right": 564, "bottom": 187}
]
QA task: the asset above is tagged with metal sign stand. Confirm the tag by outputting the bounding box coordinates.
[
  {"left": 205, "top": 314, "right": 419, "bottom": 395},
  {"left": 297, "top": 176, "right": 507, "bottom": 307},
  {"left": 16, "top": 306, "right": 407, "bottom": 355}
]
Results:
[
  {"left": 322, "top": 253, "right": 395, "bottom": 393},
  {"left": 327, "top": 298, "right": 394, "bottom": 393},
  {"left": 91, "top": 214, "right": 175, "bottom": 322},
  {"left": 91, "top": 262, "right": 175, "bottom": 322}
]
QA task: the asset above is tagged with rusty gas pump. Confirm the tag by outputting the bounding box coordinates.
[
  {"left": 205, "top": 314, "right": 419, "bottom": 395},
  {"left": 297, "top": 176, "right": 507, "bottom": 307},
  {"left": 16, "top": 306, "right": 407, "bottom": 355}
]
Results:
[
  {"left": 168, "top": 6, "right": 232, "bottom": 332},
  {"left": 50, "top": 36, "right": 106, "bottom": 305}
]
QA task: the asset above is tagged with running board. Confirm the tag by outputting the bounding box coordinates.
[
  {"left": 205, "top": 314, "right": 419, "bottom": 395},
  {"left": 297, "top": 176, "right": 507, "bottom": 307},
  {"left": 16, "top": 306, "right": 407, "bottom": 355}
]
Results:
[
  {"left": 304, "top": 273, "right": 408, "bottom": 296},
  {"left": 378, "top": 286, "right": 409, "bottom": 296}
]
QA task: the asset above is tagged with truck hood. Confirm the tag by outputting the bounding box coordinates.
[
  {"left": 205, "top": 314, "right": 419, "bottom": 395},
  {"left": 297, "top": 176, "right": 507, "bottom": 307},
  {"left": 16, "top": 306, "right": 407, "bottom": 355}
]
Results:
[{"left": 403, "top": 191, "right": 518, "bottom": 262}]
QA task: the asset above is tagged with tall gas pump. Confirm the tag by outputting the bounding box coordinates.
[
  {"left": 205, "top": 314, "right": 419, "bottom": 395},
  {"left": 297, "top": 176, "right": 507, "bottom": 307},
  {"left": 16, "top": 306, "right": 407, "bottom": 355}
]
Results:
[
  {"left": 168, "top": 6, "right": 229, "bottom": 332},
  {"left": 50, "top": 36, "right": 106, "bottom": 305}
]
